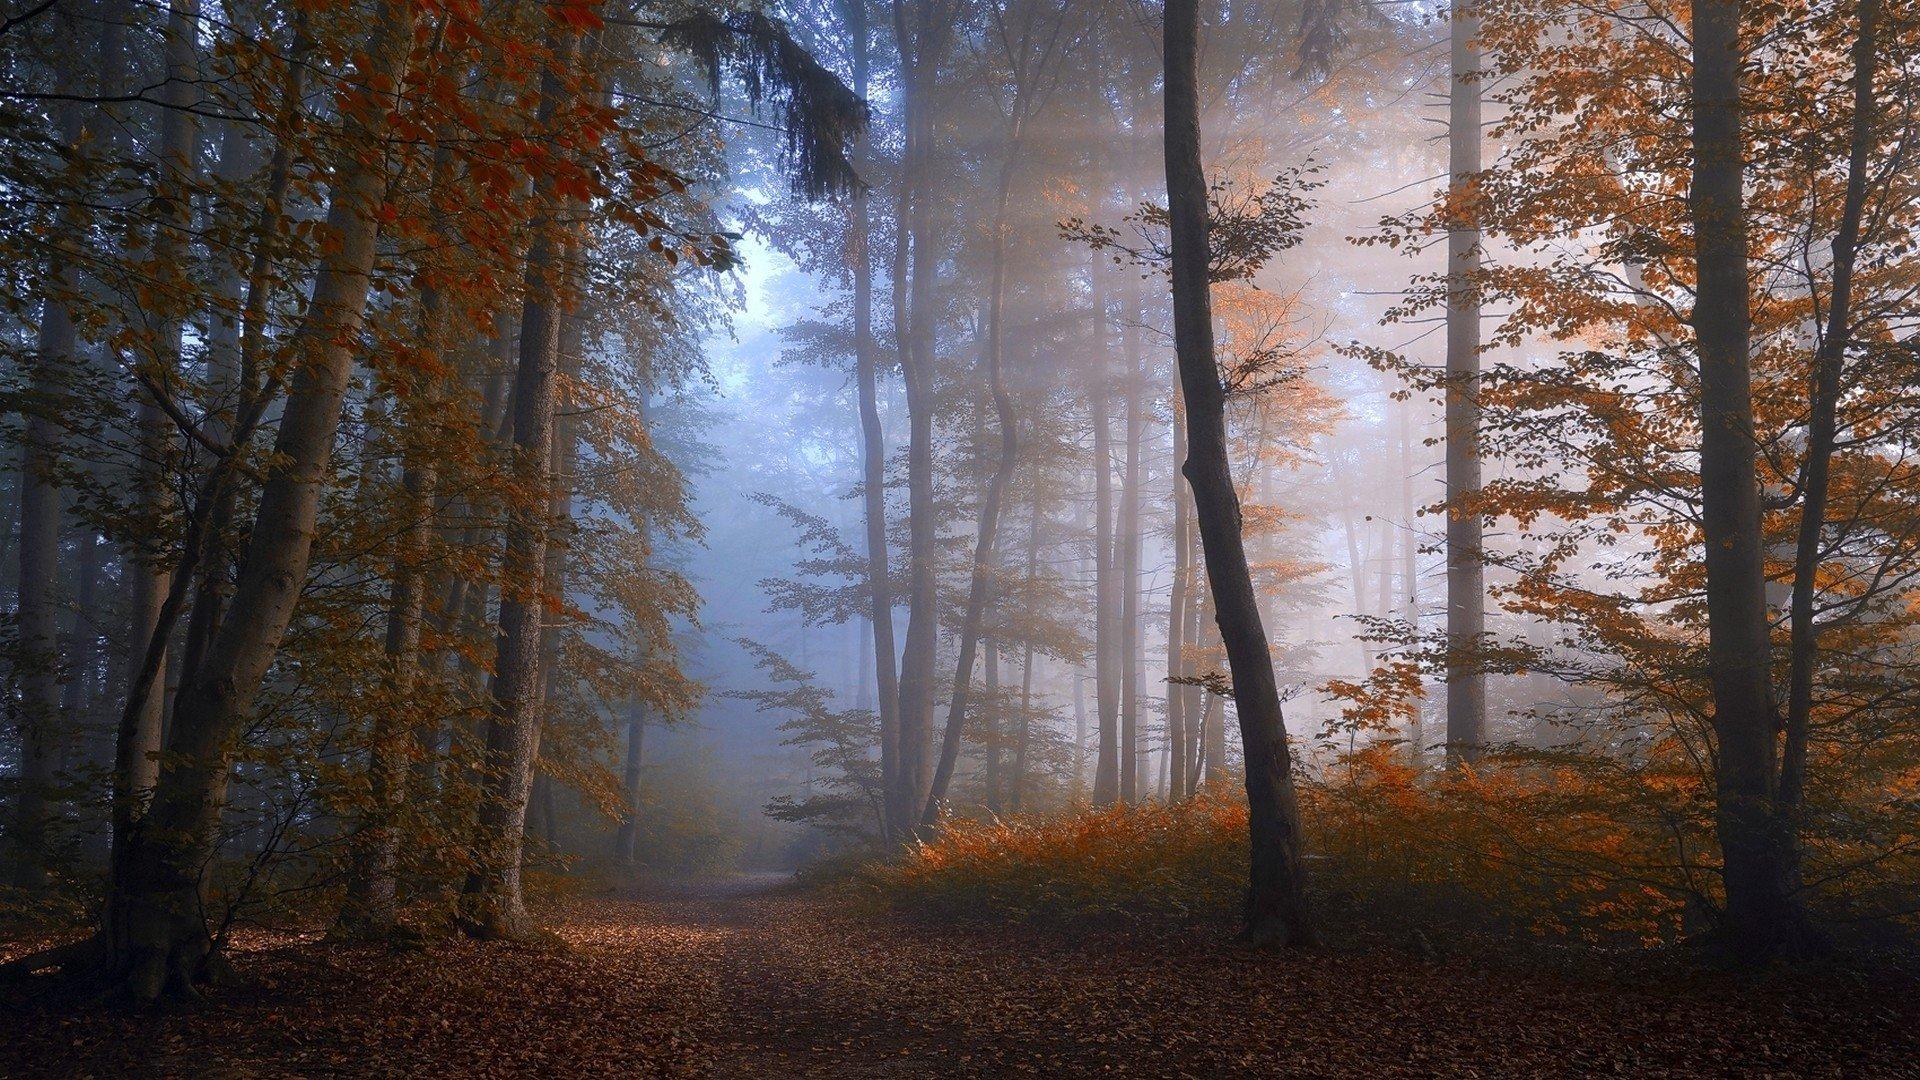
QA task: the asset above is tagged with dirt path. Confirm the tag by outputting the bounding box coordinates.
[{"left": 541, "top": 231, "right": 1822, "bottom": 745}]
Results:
[{"left": 4, "top": 880, "right": 1915, "bottom": 1077}]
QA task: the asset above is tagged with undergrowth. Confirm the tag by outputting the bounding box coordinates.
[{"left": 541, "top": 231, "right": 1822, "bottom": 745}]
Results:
[{"left": 863, "top": 746, "right": 1920, "bottom": 957}]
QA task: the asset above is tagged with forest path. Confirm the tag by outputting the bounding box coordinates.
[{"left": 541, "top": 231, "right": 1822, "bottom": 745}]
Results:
[{"left": 4, "top": 880, "right": 1916, "bottom": 1077}]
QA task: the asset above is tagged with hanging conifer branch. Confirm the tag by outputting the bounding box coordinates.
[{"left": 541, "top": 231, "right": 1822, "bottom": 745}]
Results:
[{"left": 658, "top": 11, "right": 868, "bottom": 200}]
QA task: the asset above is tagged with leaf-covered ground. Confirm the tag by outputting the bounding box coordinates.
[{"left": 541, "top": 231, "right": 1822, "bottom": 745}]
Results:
[{"left": 3, "top": 878, "right": 1914, "bottom": 1077}]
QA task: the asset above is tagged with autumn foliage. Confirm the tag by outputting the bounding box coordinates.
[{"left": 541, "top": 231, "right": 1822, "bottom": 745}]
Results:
[
  {"left": 868, "top": 794, "right": 1252, "bottom": 926},
  {"left": 875, "top": 747, "right": 1920, "bottom": 951}
]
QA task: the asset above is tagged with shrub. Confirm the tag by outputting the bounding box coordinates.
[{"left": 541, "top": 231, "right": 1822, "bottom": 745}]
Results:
[{"left": 862, "top": 795, "right": 1249, "bottom": 928}]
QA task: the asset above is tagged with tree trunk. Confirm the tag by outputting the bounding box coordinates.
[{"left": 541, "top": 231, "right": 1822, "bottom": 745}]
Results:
[
  {"left": 982, "top": 637, "right": 1002, "bottom": 814},
  {"left": 1781, "top": 0, "right": 1881, "bottom": 867},
  {"left": 1184, "top": 511, "right": 1206, "bottom": 790},
  {"left": 1064, "top": 663, "right": 1083, "bottom": 798},
  {"left": 1400, "top": 398, "right": 1424, "bottom": 765},
  {"left": 339, "top": 155, "right": 456, "bottom": 936},
  {"left": 1089, "top": 258, "right": 1121, "bottom": 805},
  {"left": 1119, "top": 272, "right": 1145, "bottom": 803},
  {"left": 843, "top": 0, "right": 901, "bottom": 844},
  {"left": 106, "top": 0, "right": 418, "bottom": 1001},
  {"left": 921, "top": 127, "right": 1023, "bottom": 828},
  {"left": 11, "top": 0, "right": 93, "bottom": 882},
  {"left": 890, "top": 0, "right": 945, "bottom": 837},
  {"left": 175, "top": 11, "right": 306, "bottom": 705},
  {"left": 462, "top": 29, "right": 581, "bottom": 936},
  {"left": 613, "top": 706, "right": 647, "bottom": 863},
  {"left": 1166, "top": 404, "right": 1191, "bottom": 802},
  {"left": 1162, "top": 0, "right": 1312, "bottom": 947},
  {"left": 13, "top": 180, "right": 75, "bottom": 888},
  {"left": 1689, "top": 0, "right": 1803, "bottom": 958},
  {"left": 1012, "top": 497, "right": 1038, "bottom": 813},
  {"left": 1444, "top": 0, "right": 1486, "bottom": 766}
]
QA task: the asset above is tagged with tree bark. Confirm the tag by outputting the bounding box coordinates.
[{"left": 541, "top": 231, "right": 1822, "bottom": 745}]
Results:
[
  {"left": 1089, "top": 257, "right": 1121, "bottom": 805},
  {"left": 842, "top": 0, "right": 902, "bottom": 845},
  {"left": 613, "top": 705, "right": 647, "bottom": 863},
  {"left": 1688, "top": 0, "right": 1804, "bottom": 958},
  {"left": 1119, "top": 270, "right": 1145, "bottom": 803},
  {"left": 1444, "top": 0, "right": 1486, "bottom": 766},
  {"left": 1781, "top": 0, "right": 1881, "bottom": 855},
  {"left": 10, "top": 5, "right": 86, "bottom": 882},
  {"left": 920, "top": 124, "right": 1022, "bottom": 828},
  {"left": 889, "top": 0, "right": 945, "bottom": 838},
  {"left": 1162, "top": 0, "right": 1312, "bottom": 946},
  {"left": 462, "top": 37, "right": 582, "bottom": 936},
  {"left": 106, "top": 1, "right": 417, "bottom": 1001}
]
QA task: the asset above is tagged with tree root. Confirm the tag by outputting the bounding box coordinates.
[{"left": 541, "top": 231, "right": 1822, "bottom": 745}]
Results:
[
  {"left": 2, "top": 931, "right": 253, "bottom": 1008},
  {"left": 0, "top": 935, "right": 106, "bottom": 982}
]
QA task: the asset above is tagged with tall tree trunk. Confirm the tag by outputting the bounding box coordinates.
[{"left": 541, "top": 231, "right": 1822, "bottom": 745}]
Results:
[
  {"left": 1400, "top": 398, "right": 1424, "bottom": 764},
  {"left": 613, "top": 705, "right": 647, "bottom": 863},
  {"left": 890, "top": 0, "right": 945, "bottom": 837},
  {"left": 11, "top": 3, "right": 89, "bottom": 882},
  {"left": 174, "top": 12, "right": 307, "bottom": 707},
  {"left": 1781, "top": 0, "right": 1881, "bottom": 864},
  {"left": 106, "top": 0, "right": 418, "bottom": 1001},
  {"left": 1089, "top": 258, "right": 1121, "bottom": 805},
  {"left": 1162, "top": 0, "right": 1312, "bottom": 947},
  {"left": 107, "top": 0, "right": 203, "bottom": 912},
  {"left": 1184, "top": 510, "right": 1206, "bottom": 790},
  {"left": 339, "top": 153, "right": 457, "bottom": 936},
  {"left": 921, "top": 129, "right": 1023, "bottom": 827},
  {"left": 1011, "top": 493, "right": 1038, "bottom": 813},
  {"left": 843, "top": 0, "right": 901, "bottom": 844},
  {"left": 1166, "top": 404, "right": 1191, "bottom": 801},
  {"left": 1071, "top": 662, "right": 1088, "bottom": 799},
  {"left": 982, "top": 637, "right": 1002, "bottom": 814},
  {"left": 1689, "top": 0, "right": 1802, "bottom": 957},
  {"left": 463, "top": 27, "right": 582, "bottom": 937},
  {"left": 1444, "top": 0, "right": 1486, "bottom": 766},
  {"left": 90, "top": 0, "right": 153, "bottom": 882},
  {"left": 1119, "top": 272, "right": 1145, "bottom": 803}
]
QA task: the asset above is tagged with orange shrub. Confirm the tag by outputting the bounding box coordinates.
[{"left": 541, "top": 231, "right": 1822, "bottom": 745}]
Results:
[
  {"left": 863, "top": 796, "right": 1251, "bottom": 926},
  {"left": 870, "top": 753, "right": 1701, "bottom": 945},
  {"left": 1303, "top": 746, "right": 1697, "bottom": 946},
  {"left": 870, "top": 744, "right": 1917, "bottom": 950}
]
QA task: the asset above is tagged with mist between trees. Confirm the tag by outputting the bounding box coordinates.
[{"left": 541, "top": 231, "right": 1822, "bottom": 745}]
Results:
[{"left": 1, "top": 0, "right": 1917, "bottom": 1016}]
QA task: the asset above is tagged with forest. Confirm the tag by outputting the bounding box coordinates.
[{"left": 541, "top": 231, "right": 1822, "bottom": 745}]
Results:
[{"left": 1, "top": 0, "right": 1918, "bottom": 1074}]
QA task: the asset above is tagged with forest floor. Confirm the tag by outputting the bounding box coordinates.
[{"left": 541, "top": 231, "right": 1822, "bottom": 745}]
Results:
[{"left": 3, "top": 875, "right": 1916, "bottom": 1078}]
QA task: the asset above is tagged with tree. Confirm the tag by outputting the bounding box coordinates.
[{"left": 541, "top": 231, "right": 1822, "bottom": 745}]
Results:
[
  {"left": 922, "top": 0, "right": 1080, "bottom": 828},
  {"left": 1443, "top": 0, "right": 1485, "bottom": 766},
  {"left": 106, "top": 0, "right": 421, "bottom": 1000},
  {"left": 1160, "top": 0, "right": 1312, "bottom": 947},
  {"left": 461, "top": 21, "right": 585, "bottom": 942}
]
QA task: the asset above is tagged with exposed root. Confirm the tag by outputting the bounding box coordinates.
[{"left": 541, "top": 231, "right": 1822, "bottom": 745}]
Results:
[{"left": 0, "top": 935, "right": 105, "bottom": 982}]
